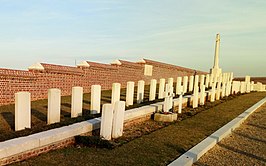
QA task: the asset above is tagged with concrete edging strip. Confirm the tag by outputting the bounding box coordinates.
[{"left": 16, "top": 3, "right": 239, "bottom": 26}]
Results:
[{"left": 168, "top": 96, "right": 266, "bottom": 166}]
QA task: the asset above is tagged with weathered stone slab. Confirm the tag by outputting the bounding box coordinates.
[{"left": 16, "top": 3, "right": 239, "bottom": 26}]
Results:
[
  {"left": 91, "top": 85, "right": 101, "bottom": 114},
  {"left": 71, "top": 86, "right": 83, "bottom": 118},
  {"left": 154, "top": 113, "right": 177, "bottom": 122},
  {"left": 47, "top": 89, "right": 61, "bottom": 125},
  {"left": 15, "top": 92, "right": 31, "bottom": 131}
]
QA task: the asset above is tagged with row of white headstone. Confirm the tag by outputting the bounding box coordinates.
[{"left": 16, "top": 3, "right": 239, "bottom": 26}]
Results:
[{"left": 13, "top": 73, "right": 265, "bottom": 131}]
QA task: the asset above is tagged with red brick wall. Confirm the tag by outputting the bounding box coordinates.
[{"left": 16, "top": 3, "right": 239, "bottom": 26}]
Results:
[{"left": 0, "top": 59, "right": 206, "bottom": 106}]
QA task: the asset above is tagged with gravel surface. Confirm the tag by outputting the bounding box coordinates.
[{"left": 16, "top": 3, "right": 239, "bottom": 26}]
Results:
[{"left": 194, "top": 104, "right": 266, "bottom": 166}]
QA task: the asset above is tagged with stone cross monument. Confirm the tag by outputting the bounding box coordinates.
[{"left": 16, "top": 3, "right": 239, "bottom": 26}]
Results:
[{"left": 210, "top": 33, "right": 222, "bottom": 77}]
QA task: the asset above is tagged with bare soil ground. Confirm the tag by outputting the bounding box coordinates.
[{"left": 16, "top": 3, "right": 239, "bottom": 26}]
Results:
[{"left": 10, "top": 92, "right": 266, "bottom": 166}]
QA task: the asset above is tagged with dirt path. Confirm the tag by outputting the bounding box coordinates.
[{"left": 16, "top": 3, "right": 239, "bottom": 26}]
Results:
[{"left": 194, "top": 104, "right": 266, "bottom": 166}]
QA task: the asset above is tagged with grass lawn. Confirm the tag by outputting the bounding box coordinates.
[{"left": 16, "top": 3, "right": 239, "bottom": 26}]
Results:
[{"left": 11, "top": 92, "right": 266, "bottom": 166}]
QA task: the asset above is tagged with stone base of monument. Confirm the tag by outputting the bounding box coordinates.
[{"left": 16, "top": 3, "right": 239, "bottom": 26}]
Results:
[{"left": 154, "top": 113, "right": 177, "bottom": 122}]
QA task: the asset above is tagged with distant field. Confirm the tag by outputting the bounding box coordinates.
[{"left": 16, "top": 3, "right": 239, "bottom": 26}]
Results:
[{"left": 234, "top": 77, "right": 266, "bottom": 84}]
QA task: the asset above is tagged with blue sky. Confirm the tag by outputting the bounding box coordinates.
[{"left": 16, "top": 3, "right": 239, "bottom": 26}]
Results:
[{"left": 0, "top": 0, "right": 265, "bottom": 76}]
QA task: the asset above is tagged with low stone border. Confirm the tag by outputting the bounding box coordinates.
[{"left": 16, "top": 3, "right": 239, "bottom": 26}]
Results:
[
  {"left": 168, "top": 96, "right": 266, "bottom": 166},
  {"left": 0, "top": 97, "right": 189, "bottom": 165}
]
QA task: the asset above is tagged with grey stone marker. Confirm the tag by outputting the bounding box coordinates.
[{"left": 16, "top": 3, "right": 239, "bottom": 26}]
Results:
[
  {"left": 47, "top": 89, "right": 61, "bottom": 125},
  {"left": 158, "top": 78, "right": 166, "bottom": 99},
  {"left": 15, "top": 92, "right": 31, "bottom": 131},
  {"left": 91, "top": 85, "right": 101, "bottom": 114},
  {"left": 71, "top": 86, "right": 83, "bottom": 118},
  {"left": 137, "top": 80, "right": 145, "bottom": 103},
  {"left": 126, "top": 81, "right": 135, "bottom": 106},
  {"left": 100, "top": 104, "right": 114, "bottom": 140},
  {"left": 112, "top": 101, "right": 126, "bottom": 138}
]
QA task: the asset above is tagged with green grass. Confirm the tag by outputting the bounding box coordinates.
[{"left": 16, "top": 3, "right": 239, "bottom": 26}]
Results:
[{"left": 11, "top": 92, "right": 266, "bottom": 166}]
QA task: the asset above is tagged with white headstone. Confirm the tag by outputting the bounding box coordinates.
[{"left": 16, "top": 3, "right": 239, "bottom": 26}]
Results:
[
  {"left": 91, "top": 85, "right": 101, "bottom": 114},
  {"left": 100, "top": 104, "right": 113, "bottom": 140},
  {"left": 47, "top": 89, "right": 61, "bottom": 125},
  {"left": 210, "top": 83, "right": 216, "bottom": 102},
  {"left": 246, "top": 82, "right": 251, "bottom": 93},
  {"left": 183, "top": 76, "right": 188, "bottom": 93},
  {"left": 178, "top": 94, "right": 183, "bottom": 114},
  {"left": 189, "top": 76, "right": 194, "bottom": 92},
  {"left": 200, "top": 75, "right": 205, "bottom": 88},
  {"left": 158, "top": 78, "right": 166, "bottom": 99},
  {"left": 112, "top": 101, "right": 126, "bottom": 138},
  {"left": 194, "top": 75, "right": 199, "bottom": 91},
  {"left": 15, "top": 92, "right": 31, "bottom": 131},
  {"left": 221, "top": 82, "right": 226, "bottom": 98},
  {"left": 126, "top": 81, "right": 135, "bottom": 106},
  {"left": 210, "top": 74, "right": 214, "bottom": 86},
  {"left": 168, "top": 78, "right": 174, "bottom": 89},
  {"left": 137, "top": 80, "right": 145, "bottom": 103},
  {"left": 193, "top": 85, "right": 199, "bottom": 108},
  {"left": 176, "top": 77, "right": 182, "bottom": 95},
  {"left": 226, "top": 82, "right": 232, "bottom": 96},
  {"left": 71, "top": 86, "right": 83, "bottom": 118},
  {"left": 250, "top": 81, "right": 254, "bottom": 91},
  {"left": 200, "top": 85, "right": 205, "bottom": 105},
  {"left": 149, "top": 79, "right": 157, "bottom": 101},
  {"left": 163, "top": 84, "right": 174, "bottom": 112},
  {"left": 216, "top": 75, "right": 222, "bottom": 100},
  {"left": 240, "top": 82, "right": 246, "bottom": 93},
  {"left": 111, "top": 83, "right": 121, "bottom": 106},
  {"left": 205, "top": 74, "right": 210, "bottom": 88},
  {"left": 245, "top": 76, "right": 251, "bottom": 83}
]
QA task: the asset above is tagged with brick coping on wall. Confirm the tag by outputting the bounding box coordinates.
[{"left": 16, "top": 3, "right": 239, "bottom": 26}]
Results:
[{"left": 0, "top": 58, "right": 206, "bottom": 106}]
